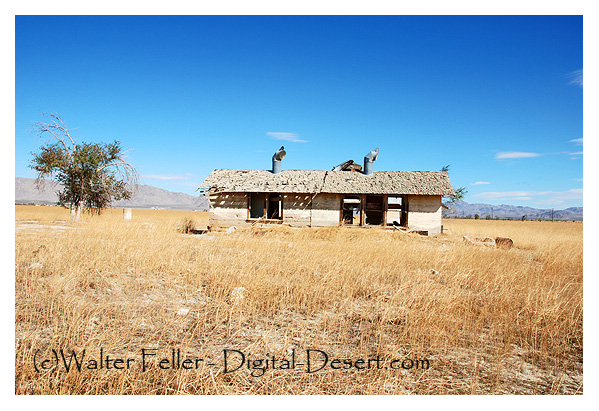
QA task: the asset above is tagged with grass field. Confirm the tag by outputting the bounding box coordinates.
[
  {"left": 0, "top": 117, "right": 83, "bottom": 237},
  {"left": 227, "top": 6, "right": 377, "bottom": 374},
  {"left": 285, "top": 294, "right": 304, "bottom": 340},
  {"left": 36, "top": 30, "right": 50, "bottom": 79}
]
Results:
[{"left": 14, "top": 205, "right": 583, "bottom": 394}]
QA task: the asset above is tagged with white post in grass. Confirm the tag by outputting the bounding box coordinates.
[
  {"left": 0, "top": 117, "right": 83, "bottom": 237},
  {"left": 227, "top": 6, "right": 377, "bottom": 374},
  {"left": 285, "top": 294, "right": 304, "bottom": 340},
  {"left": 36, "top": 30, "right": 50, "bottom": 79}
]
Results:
[{"left": 123, "top": 208, "right": 132, "bottom": 220}]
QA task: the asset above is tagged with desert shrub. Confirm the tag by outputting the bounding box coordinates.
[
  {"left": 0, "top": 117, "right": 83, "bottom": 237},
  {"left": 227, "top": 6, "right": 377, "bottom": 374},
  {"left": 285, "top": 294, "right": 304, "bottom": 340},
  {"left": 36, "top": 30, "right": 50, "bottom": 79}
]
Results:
[{"left": 178, "top": 217, "right": 195, "bottom": 234}]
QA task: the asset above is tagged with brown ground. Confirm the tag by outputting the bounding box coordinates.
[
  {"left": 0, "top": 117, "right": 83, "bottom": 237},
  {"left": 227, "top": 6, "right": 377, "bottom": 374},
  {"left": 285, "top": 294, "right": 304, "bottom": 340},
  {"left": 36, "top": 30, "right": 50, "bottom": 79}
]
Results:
[{"left": 15, "top": 205, "right": 582, "bottom": 394}]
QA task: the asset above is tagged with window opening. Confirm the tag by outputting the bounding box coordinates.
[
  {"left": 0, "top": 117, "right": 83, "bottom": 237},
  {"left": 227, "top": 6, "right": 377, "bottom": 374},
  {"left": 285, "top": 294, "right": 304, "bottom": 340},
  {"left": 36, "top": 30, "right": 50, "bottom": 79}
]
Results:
[
  {"left": 342, "top": 196, "right": 361, "bottom": 225},
  {"left": 387, "top": 196, "right": 407, "bottom": 226}
]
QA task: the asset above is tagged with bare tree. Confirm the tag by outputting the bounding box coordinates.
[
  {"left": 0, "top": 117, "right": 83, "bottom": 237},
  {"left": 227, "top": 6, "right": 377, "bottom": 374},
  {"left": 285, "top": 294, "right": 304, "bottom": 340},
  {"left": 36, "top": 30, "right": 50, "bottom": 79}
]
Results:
[{"left": 30, "top": 112, "right": 138, "bottom": 220}]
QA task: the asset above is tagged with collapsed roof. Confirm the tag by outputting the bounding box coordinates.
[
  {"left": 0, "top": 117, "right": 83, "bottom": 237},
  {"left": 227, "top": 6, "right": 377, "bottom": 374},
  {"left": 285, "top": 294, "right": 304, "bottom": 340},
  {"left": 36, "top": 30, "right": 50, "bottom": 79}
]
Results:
[{"left": 200, "top": 169, "right": 455, "bottom": 196}]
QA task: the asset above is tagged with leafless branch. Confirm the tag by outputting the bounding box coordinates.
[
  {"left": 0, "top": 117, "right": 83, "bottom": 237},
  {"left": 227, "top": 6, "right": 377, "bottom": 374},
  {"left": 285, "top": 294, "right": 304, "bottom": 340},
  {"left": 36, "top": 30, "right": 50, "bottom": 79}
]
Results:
[
  {"left": 98, "top": 159, "right": 139, "bottom": 197},
  {"left": 32, "top": 112, "right": 76, "bottom": 160}
]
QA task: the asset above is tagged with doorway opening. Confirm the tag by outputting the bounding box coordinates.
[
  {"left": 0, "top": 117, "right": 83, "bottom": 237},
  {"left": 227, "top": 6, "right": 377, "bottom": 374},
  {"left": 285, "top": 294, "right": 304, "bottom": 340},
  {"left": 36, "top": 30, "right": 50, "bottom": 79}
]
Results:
[
  {"left": 364, "top": 195, "right": 384, "bottom": 225},
  {"left": 267, "top": 193, "right": 282, "bottom": 219}
]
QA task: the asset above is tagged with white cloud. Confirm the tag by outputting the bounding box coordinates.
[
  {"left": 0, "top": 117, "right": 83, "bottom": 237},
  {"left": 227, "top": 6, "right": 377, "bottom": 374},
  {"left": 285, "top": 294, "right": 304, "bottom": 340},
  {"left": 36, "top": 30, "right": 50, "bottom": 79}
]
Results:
[
  {"left": 474, "top": 191, "right": 536, "bottom": 200},
  {"left": 504, "top": 196, "right": 534, "bottom": 201},
  {"left": 569, "top": 138, "right": 583, "bottom": 145},
  {"left": 537, "top": 199, "right": 564, "bottom": 205},
  {"left": 170, "top": 181, "right": 203, "bottom": 188},
  {"left": 495, "top": 151, "right": 541, "bottom": 160},
  {"left": 569, "top": 152, "right": 583, "bottom": 156},
  {"left": 474, "top": 188, "right": 582, "bottom": 202},
  {"left": 471, "top": 181, "right": 490, "bottom": 185},
  {"left": 142, "top": 174, "right": 192, "bottom": 180},
  {"left": 267, "top": 132, "right": 308, "bottom": 143},
  {"left": 567, "top": 69, "right": 583, "bottom": 88},
  {"left": 555, "top": 189, "right": 583, "bottom": 200}
]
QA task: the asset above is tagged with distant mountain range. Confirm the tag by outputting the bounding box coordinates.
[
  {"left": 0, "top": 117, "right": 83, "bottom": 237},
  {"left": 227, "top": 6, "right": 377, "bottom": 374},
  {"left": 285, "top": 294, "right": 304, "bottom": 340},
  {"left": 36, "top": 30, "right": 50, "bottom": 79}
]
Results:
[
  {"left": 15, "top": 177, "right": 583, "bottom": 220},
  {"left": 444, "top": 200, "right": 583, "bottom": 221},
  {"left": 15, "top": 177, "right": 209, "bottom": 211}
]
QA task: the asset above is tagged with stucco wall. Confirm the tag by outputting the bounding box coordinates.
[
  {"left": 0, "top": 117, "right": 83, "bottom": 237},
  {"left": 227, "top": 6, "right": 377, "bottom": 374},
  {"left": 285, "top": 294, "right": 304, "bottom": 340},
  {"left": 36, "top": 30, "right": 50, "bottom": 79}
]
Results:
[
  {"left": 407, "top": 195, "right": 442, "bottom": 234},
  {"left": 310, "top": 193, "right": 341, "bottom": 227}
]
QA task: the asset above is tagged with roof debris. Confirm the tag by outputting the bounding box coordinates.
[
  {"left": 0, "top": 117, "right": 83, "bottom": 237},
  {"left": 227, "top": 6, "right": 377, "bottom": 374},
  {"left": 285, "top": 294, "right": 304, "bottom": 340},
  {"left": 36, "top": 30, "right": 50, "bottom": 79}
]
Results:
[{"left": 201, "top": 169, "right": 455, "bottom": 195}]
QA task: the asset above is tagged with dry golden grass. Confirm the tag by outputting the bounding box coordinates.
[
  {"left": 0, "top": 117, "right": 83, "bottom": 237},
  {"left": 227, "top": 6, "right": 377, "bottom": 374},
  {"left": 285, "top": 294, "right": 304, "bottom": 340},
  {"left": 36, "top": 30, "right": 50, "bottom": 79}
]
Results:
[{"left": 15, "top": 205, "right": 582, "bottom": 394}]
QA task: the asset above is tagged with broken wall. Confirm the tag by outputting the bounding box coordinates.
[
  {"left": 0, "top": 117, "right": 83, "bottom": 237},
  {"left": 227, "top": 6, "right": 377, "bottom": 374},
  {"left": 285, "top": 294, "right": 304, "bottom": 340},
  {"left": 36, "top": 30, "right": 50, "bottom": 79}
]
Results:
[
  {"left": 209, "top": 192, "right": 249, "bottom": 228},
  {"left": 282, "top": 194, "right": 312, "bottom": 227}
]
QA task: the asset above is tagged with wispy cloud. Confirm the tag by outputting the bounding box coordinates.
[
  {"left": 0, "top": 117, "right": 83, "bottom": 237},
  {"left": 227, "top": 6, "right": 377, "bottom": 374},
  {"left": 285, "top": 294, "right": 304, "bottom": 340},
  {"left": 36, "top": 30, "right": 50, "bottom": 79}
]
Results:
[
  {"left": 569, "top": 151, "right": 583, "bottom": 156},
  {"left": 471, "top": 181, "right": 490, "bottom": 186},
  {"left": 169, "top": 181, "right": 203, "bottom": 188},
  {"left": 569, "top": 138, "right": 583, "bottom": 145},
  {"left": 474, "top": 188, "right": 582, "bottom": 203},
  {"left": 495, "top": 151, "right": 541, "bottom": 160},
  {"left": 267, "top": 132, "right": 308, "bottom": 143},
  {"left": 474, "top": 191, "right": 536, "bottom": 200},
  {"left": 142, "top": 173, "right": 192, "bottom": 181},
  {"left": 506, "top": 196, "right": 533, "bottom": 201},
  {"left": 567, "top": 69, "right": 583, "bottom": 88}
]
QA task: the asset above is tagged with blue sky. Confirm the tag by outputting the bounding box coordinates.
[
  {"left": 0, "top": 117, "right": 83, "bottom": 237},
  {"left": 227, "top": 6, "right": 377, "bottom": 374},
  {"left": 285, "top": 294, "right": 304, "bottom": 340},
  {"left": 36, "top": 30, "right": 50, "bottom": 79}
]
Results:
[{"left": 14, "top": 15, "right": 583, "bottom": 208}]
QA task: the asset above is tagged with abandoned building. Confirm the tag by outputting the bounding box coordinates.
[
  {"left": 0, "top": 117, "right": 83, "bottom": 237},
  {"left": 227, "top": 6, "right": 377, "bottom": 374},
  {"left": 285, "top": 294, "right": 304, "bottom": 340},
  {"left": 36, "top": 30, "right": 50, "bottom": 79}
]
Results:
[{"left": 199, "top": 147, "right": 455, "bottom": 235}]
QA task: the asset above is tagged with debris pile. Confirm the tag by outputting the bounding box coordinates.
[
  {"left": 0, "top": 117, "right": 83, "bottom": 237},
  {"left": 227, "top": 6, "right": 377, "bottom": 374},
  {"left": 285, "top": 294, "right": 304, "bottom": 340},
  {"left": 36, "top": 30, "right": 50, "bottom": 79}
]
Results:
[{"left": 463, "top": 236, "right": 514, "bottom": 249}]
